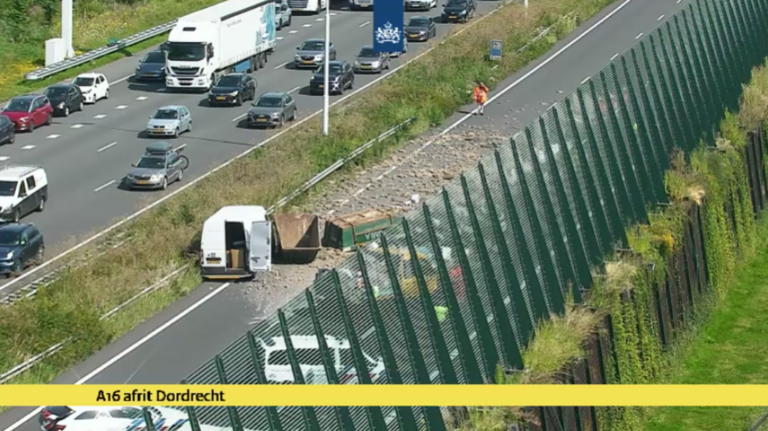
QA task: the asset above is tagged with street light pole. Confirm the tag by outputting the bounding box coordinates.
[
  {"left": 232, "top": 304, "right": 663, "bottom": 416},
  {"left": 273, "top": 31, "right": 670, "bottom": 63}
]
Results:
[
  {"left": 62, "top": 0, "right": 74, "bottom": 58},
  {"left": 524, "top": 0, "right": 528, "bottom": 7},
  {"left": 322, "top": 0, "right": 330, "bottom": 136}
]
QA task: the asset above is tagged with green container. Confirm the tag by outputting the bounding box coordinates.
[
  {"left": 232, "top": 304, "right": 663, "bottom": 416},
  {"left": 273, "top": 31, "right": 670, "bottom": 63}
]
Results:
[{"left": 323, "top": 209, "right": 399, "bottom": 251}]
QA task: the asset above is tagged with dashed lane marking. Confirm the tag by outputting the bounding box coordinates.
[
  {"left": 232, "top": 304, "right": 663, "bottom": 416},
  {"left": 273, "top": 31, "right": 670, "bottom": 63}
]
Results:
[
  {"left": 136, "top": 96, "right": 148, "bottom": 101},
  {"left": 94, "top": 114, "right": 107, "bottom": 119},
  {"left": 302, "top": 24, "right": 312, "bottom": 27},
  {"left": 316, "top": 18, "right": 324, "bottom": 21},
  {"left": 277, "top": 36, "right": 284, "bottom": 41},
  {"left": 359, "top": 21, "right": 371, "bottom": 27},
  {"left": 231, "top": 112, "right": 247, "bottom": 122},
  {"left": 94, "top": 180, "right": 116, "bottom": 192},
  {"left": 0, "top": 157, "right": 9, "bottom": 162},
  {"left": 97, "top": 142, "right": 117, "bottom": 152},
  {"left": 658, "top": 14, "right": 665, "bottom": 21},
  {"left": 71, "top": 124, "right": 84, "bottom": 129},
  {"left": 635, "top": 32, "right": 643, "bottom": 39},
  {"left": 274, "top": 61, "right": 289, "bottom": 69},
  {"left": 46, "top": 134, "right": 60, "bottom": 139},
  {"left": 289, "top": 30, "right": 299, "bottom": 34},
  {"left": 21, "top": 145, "right": 35, "bottom": 150},
  {"left": 116, "top": 105, "right": 128, "bottom": 110},
  {"left": 288, "top": 86, "right": 301, "bottom": 94},
  {"left": 610, "top": 53, "right": 619, "bottom": 61},
  {"left": 581, "top": 76, "right": 591, "bottom": 84}
]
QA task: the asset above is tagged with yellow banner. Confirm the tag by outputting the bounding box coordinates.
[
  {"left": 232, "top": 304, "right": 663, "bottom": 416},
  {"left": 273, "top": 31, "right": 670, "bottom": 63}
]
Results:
[{"left": 2, "top": 385, "right": 768, "bottom": 407}]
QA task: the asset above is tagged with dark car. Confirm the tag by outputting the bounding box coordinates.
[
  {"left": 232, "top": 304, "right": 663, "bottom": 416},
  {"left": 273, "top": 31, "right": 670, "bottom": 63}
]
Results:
[
  {"left": 247, "top": 92, "right": 298, "bottom": 128},
  {"left": 310, "top": 61, "right": 354, "bottom": 95},
  {"left": 208, "top": 73, "right": 257, "bottom": 106},
  {"left": 1, "top": 95, "right": 53, "bottom": 133},
  {"left": 135, "top": 50, "right": 167, "bottom": 81},
  {"left": 0, "top": 222, "right": 44, "bottom": 277},
  {"left": 0, "top": 115, "right": 14, "bottom": 145},
  {"left": 44, "top": 84, "right": 84, "bottom": 117},
  {"left": 404, "top": 16, "right": 437, "bottom": 41},
  {"left": 442, "top": 0, "right": 476, "bottom": 22}
]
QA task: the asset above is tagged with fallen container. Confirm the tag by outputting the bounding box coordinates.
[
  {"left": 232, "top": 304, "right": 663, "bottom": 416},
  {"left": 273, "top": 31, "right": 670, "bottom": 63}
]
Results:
[
  {"left": 323, "top": 209, "right": 398, "bottom": 251},
  {"left": 272, "top": 213, "right": 321, "bottom": 264}
]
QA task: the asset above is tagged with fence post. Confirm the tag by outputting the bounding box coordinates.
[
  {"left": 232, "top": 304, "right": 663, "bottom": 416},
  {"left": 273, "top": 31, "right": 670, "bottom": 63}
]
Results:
[
  {"left": 706, "top": 0, "right": 741, "bottom": 98},
  {"left": 214, "top": 356, "right": 245, "bottom": 431},
  {"left": 141, "top": 408, "right": 157, "bottom": 431},
  {"left": 442, "top": 189, "right": 500, "bottom": 380},
  {"left": 184, "top": 406, "right": 203, "bottom": 431},
  {"left": 644, "top": 37, "right": 687, "bottom": 155},
  {"left": 245, "top": 333, "right": 284, "bottom": 431},
  {"left": 694, "top": 1, "right": 730, "bottom": 111}
]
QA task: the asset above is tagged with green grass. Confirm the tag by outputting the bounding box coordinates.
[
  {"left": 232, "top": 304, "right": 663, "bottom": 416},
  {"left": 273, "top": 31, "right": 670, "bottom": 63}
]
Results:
[{"left": 642, "top": 216, "right": 768, "bottom": 431}]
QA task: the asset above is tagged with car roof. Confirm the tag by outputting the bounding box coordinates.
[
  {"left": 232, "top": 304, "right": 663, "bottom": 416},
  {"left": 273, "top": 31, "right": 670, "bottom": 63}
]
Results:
[
  {"left": 156, "top": 105, "right": 183, "bottom": 111},
  {"left": 303, "top": 38, "right": 326, "bottom": 43},
  {"left": 0, "top": 165, "right": 42, "bottom": 180},
  {"left": 263, "top": 335, "right": 349, "bottom": 351},
  {"left": 409, "top": 15, "right": 431, "bottom": 20},
  {"left": 11, "top": 95, "right": 38, "bottom": 101},
  {"left": 76, "top": 72, "right": 101, "bottom": 78},
  {"left": 47, "top": 84, "right": 73, "bottom": 89},
  {"left": 326, "top": 60, "right": 345, "bottom": 66},
  {"left": 0, "top": 223, "right": 32, "bottom": 233},
  {"left": 259, "top": 92, "right": 286, "bottom": 98},
  {"left": 360, "top": 45, "right": 374, "bottom": 50},
  {"left": 223, "top": 72, "right": 245, "bottom": 77}
]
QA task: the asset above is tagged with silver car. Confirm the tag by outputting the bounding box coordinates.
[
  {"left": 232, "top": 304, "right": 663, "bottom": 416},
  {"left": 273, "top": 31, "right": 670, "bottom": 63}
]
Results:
[
  {"left": 247, "top": 92, "right": 298, "bottom": 128},
  {"left": 353, "top": 46, "right": 390, "bottom": 73},
  {"left": 294, "top": 39, "right": 337, "bottom": 69},
  {"left": 145, "top": 105, "right": 192, "bottom": 138},
  {"left": 125, "top": 142, "right": 187, "bottom": 190},
  {"left": 275, "top": 1, "right": 292, "bottom": 29}
]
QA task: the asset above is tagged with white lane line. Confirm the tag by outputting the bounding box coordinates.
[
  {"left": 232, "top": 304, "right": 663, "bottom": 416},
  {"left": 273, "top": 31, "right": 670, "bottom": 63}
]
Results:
[
  {"left": 288, "top": 86, "right": 301, "bottom": 94},
  {"left": 316, "top": 17, "right": 324, "bottom": 21},
  {"left": 635, "top": 32, "right": 643, "bottom": 39},
  {"left": 330, "top": 12, "right": 338, "bottom": 15},
  {"left": 97, "top": 141, "right": 117, "bottom": 152},
  {"left": 0, "top": 156, "right": 9, "bottom": 162},
  {"left": 581, "top": 76, "right": 591, "bottom": 84},
  {"left": 116, "top": 105, "right": 128, "bottom": 110},
  {"left": 21, "top": 145, "right": 35, "bottom": 150},
  {"left": 136, "top": 96, "right": 148, "bottom": 101},
  {"left": 359, "top": 20, "right": 371, "bottom": 27},
  {"left": 46, "top": 134, "right": 60, "bottom": 139},
  {"left": 277, "top": 36, "right": 284, "bottom": 41},
  {"left": 289, "top": 30, "right": 299, "bottom": 34},
  {"left": 94, "top": 114, "right": 107, "bottom": 119},
  {"left": 112, "top": 74, "right": 133, "bottom": 85},
  {"left": 274, "top": 61, "right": 289, "bottom": 69},
  {"left": 71, "top": 124, "right": 84, "bottom": 129},
  {"left": 3, "top": 283, "right": 232, "bottom": 431},
  {"left": 94, "top": 180, "right": 116, "bottom": 192},
  {"left": 231, "top": 112, "right": 248, "bottom": 122},
  {"left": 303, "top": 23, "right": 312, "bottom": 27},
  {"left": 610, "top": 53, "right": 619, "bottom": 61},
  {"left": 657, "top": 14, "right": 665, "bottom": 21}
]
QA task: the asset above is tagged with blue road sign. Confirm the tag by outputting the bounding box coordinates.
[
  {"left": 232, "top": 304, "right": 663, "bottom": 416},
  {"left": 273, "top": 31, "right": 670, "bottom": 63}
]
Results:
[
  {"left": 490, "top": 40, "right": 502, "bottom": 60},
  {"left": 373, "top": 0, "right": 405, "bottom": 53}
]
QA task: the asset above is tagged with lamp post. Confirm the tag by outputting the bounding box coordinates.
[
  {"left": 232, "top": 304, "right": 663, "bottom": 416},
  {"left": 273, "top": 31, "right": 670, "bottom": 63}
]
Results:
[
  {"left": 62, "top": 0, "right": 75, "bottom": 58},
  {"left": 322, "top": 0, "right": 330, "bottom": 136}
]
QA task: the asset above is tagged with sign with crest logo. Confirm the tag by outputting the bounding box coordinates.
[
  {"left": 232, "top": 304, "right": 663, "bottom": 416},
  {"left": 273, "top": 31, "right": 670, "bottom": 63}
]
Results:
[{"left": 373, "top": 0, "right": 404, "bottom": 53}]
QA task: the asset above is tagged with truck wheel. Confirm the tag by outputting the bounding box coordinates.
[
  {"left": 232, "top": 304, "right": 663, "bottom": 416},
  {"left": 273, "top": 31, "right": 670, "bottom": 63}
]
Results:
[{"left": 259, "top": 53, "right": 266, "bottom": 69}]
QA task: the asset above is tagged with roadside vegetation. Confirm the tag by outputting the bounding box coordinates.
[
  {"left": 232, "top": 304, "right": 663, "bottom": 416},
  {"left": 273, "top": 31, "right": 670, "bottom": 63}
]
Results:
[
  {"left": 453, "top": 58, "right": 768, "bottom": 430},
  {"left": 0, "top": 0, "right": 616, "bottom": 385},
  {"left": 0, "top": 0, "right": 225, "bottom": 101}
]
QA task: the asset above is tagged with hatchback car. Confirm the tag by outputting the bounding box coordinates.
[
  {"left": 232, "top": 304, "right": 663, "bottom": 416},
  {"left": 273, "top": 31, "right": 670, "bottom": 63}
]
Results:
[
  {"left": 442, "top": 0, "right": 476, "bottom": 22},
  {"left": 1, "top": 95, "right": 53, "bottom": 133},
  {"left": 247, "top": 92, "right": 298, "bottom": 128},
  {"left": 353, "top": 46, "right": 390, "bottom": 73},
  {"left": 405, "top": 0, "right": 437, "bottom": 10},
  {"left": 208, "top": 73, "right": 257, "bottom": 106},
  {"left": 135, "top": 50, "right": 167, "bottom": 81},
  {"left": 73, "top": 73, "right": 110, "bottom": 103},
  {"left": 39, "top": 406, "right": 189, "bottom": 431},
  {"left": 310, "top": 61, "right": 355, "bottom": 95},
  {"left": 405, "top": 16, "right": 437, "bottom": 41},
  {"left": 0, "top": 222, "right": 44, "bottom": 277},
  {"left": 294, "top": 39, "right": 337, "bottom": 69},
  {"left": 125, "top": 142, "right": 187, "bottom": 190},
  {"left": 0, "top": 115, "right": 14, "bottom": 144},
  {"left": 145, "top": 105, "right": 192, "bottom": 138},
  {"left": 44, "top": 84, "right": 84, "bottom": 117}
]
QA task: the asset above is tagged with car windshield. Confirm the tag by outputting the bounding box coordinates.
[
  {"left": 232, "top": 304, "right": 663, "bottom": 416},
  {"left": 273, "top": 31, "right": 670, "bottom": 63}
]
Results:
[
  {"left": 408, "top": 18, "right": 430, "bottom": 26},
  {"left": 166, "top": 42, "right": 205, "bottom": 61},
  {"left": 316, "top": 64, "right": 342, "bottom": 75},
  {"left": 0, "top": 231, "right": 20, "bottom": 247},
  {"left": 4, "top": 98, "right": 31, "bottom": 112},
  {"left": 358, "top": 47, "right": 377, "bottom": 57},
  {"left": 446, "top": 0, "right": 467, "bottom": 6},
  {"left": 0, "top": 181, "right": 17, "bottom": 197},
  {"left": 254, "top": 97, "right": 282, "bottom": 108},
  {"left": 153, "top": 109, "right": 178, "bottom": 120},
  {"left": 217, "top": 76, "right": 241, "bottom": 87},
  {"left": 136, "top": 157, "right": 165, "bottom": 169},
  {"left": 301, "top": 41, "right": 325, "bottom": 51},
  {"left": 73, "top": 77, "right": 95, "bottom": 87},
  {"left": 143, "top": 52, "right": 165, "bottom": 63},
  {"left": 44, "top": 87, "right": 68, "bottom": 98}
]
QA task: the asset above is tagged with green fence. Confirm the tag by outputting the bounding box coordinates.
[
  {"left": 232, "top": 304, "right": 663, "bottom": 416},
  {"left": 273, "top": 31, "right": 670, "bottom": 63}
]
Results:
[{"left": 157, "top": 0, "right": 768, "bottom": 429}]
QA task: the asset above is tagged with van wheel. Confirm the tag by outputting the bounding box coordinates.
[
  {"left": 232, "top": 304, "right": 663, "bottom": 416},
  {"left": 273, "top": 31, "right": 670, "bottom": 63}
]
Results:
[
  {"left": 12, "top": 208, "right": 20, "bottom": 223},
  {"left": 37, "top": 196, "right": 45, "bottom": 212}
]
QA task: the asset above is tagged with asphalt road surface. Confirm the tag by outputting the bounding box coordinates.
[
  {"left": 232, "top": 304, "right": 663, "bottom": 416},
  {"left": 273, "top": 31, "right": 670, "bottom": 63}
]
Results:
[{"left": 0, "top": 0, "right": 692, "bottom": 430}]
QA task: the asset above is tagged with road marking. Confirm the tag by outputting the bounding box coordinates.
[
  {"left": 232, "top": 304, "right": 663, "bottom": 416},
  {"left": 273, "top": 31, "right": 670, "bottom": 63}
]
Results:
[
  {"left": 581, "top": 76, "right": 591, "bottom": 84},
  {"left": 658, "top": 14, "right": 665, "bottom": 21},
  {"left": 116, "top": 105, "right": 128, "bottom": 110},
  {"left": 136, "top": 96, "right": 148, "bottom": 101},
  {"left": 21, "top": 145, "right": 35, "bottom": 150},
  {"left": 2, "top": 283, "right": 232, "bottom": 431},
  {"left": 231, "top": 112, "right": 248, "bottom": 122},
  {"left": 0, "top": 157, "right": 9, "bottom": 162},
  {"left": 46, "top": 134, "right": 60, "bottom": 139},
  {"left": 277, "top": 36, "right": 284, "bottom": 41},
  {"left": 610, "top": 53, "right": 619, "bottom": 61},
  {"left": 112, "top": 74, "right": 133, "bottom": 85},
  {"left": 303, "top": 24, "right": 312, "bottom": 27},
  {"left": 288, "top": 86, "right": 301, "bottom": 94},
  {"left": 330, "top": 12, "right": 338, "bottom": 15},
  {"left": 94, "top": 180, "right": 116, "bottom": 192},
  {"left": 316, "top": 17, "right": 324, "bottom": 21},
  {"left": 341, "top": 6, "right": 349, "bottom": 9},
  {"left": 635, "top": 32, "right": 644, "bottom": 39},
  {"left": 97, "top": 142, "right": 118, "bottom": 152},
  {"left": 71, "top": 124, "right": 84, "bottom": 129},
  {"left": 289, "top": 30, "right": 299, "bottom": 34},
  {"left": 274, "top": 61, "right": 289, "bottom": 69},
  {"left": 157, "top": 88, "right": 167, "bottom": 92},
  {"left": 94, "top": 114, "right": 107, "bottom": 119},
  {"left": 359, "top": 20, "right": 371, "bottom": 27}
]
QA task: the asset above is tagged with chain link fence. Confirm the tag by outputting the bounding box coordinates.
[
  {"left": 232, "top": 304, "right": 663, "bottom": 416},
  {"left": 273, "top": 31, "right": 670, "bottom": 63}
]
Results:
[{"left": 128, "top": 0, "right": 768, "bottom": 429}]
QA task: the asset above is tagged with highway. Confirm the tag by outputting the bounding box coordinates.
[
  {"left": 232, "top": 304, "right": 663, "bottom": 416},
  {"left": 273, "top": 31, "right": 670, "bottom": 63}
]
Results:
[{"left": 0, "top": 0, "right": 690, "bottom": 430}]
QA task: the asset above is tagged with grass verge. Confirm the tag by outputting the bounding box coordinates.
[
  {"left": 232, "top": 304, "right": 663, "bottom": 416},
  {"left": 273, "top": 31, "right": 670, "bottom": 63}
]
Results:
[{"left": 0, "top": 0, "right": 615, "bottom": 387}]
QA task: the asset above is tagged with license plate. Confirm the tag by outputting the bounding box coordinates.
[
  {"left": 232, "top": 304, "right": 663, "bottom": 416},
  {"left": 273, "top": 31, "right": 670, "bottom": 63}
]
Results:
[
  {"left": 257, "top": 118, "right": 268, "bottom": 122},
  {"left": 319, "top": 85, "right": 324, "bottom": 88},
  {"left": 216, "top": 96, "right": 226, "bottom": 100},
  {"left": 449, "top": 15, "right": 457, "bottom": 18},
  {"left": 136, "top": 180, "right": 149, "bottom": 185},
  {"left": 362, "top": 65, "right": 371, "bottom": 69},
  {"left": 360, "top": 3, "right": 369, "bottom": 6},
  {"left": 153, "top": 129, "right": 163, "bottom": 133},
  {"left": 303, "top": 60, "right": 313, "bottom": 64}
]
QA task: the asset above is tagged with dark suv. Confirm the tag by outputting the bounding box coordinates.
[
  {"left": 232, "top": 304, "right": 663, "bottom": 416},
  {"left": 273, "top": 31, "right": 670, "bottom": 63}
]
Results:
[
  {"left": 44, "top": 84, "right": 84, "bottom": 117},
  {"left": 310, "top": 61, "right": 355, "bottom": 95},
  {"left": 0, "top": 222, "right": 44, "bottom": 277},
  {"left": 442, "top": 0, "right": 476, "bottom": 22}
]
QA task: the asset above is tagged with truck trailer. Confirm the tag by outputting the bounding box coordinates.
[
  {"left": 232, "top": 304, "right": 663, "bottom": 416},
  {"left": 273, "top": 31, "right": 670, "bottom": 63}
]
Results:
[{"left": 164, "top": 0, "right": 277, "bottom": 91}]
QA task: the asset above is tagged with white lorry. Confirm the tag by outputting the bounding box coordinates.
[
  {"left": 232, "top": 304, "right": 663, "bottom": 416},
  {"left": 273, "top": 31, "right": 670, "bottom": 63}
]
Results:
[
  {"left": 164, "top": 0, "right": 277, "bottom": 91},
  {"left": 200, "top": 205, "right": 272, "bottom": 280},
  {"left": 287, "top": 0, "right": 327, "bottom": 14}
]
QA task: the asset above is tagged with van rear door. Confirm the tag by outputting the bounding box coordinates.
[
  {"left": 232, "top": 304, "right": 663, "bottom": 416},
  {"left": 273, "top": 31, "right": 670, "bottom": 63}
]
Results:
[{"left": 249, "top": 220, "right": 271, "bottom": 272}]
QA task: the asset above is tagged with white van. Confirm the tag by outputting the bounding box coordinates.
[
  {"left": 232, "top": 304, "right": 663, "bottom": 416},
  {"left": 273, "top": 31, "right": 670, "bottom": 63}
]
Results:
[
  {"left": 200, "top": 205, "right": 271, "bottom": 280},
  {"left": 261, "top": 335, "right": 386, "bottom": 384},
  {"left": 0, "top": 165, "right": 48, "bottom": 223}
]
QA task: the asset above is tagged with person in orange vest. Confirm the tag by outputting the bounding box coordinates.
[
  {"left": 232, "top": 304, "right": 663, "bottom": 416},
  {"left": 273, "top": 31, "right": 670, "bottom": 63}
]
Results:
[{"left": 473, "top": 80, "right": 489, "bottom": 115}]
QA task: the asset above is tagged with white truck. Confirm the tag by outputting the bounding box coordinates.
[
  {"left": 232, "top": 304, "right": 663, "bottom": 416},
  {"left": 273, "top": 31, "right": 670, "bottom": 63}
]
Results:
[
  {"left": 164, "top": 0, "right": 277, "bottom": 91},
  {"left": 287, "top": 0, "right": 327, "bottom": 14},
  {"left": 200, "top": 205, "right": 272, "bottom": 280}
]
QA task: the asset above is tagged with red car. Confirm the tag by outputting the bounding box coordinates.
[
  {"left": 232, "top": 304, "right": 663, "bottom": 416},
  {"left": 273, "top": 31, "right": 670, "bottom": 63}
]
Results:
[{"left": 1, "top": 94, "right": 53, "bottom": 132}]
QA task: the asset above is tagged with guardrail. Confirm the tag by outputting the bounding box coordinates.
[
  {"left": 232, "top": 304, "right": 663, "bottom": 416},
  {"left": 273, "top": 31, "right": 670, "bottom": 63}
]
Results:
[
  {"left": 0, "top": 118, "right": 413, "bottom": 384},
  {"left": 24, "top": 20, "right": 177, "bottom": 81}
]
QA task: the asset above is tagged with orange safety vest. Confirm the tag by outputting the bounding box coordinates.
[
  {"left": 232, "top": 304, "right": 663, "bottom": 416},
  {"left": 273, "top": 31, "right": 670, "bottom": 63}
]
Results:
[{"left": 473, "top": 85, "right": 489, "bottom": 103}]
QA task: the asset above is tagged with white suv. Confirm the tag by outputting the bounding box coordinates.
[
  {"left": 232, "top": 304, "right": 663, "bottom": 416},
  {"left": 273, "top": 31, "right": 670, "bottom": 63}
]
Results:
[
  {"left": 261, "top": 335, "right": 386, "bottom": 384},
  {"left": 0, "top": 165, "right": 48, "bottom": 223},
  {"left": 73, "top": 73, "right": 110, "bottom": 104}
]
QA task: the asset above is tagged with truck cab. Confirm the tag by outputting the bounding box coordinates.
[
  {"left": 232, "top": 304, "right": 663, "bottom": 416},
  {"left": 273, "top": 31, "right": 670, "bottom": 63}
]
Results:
[{"left": 200, "top": 205, "right": 272, "bottom": 280}]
